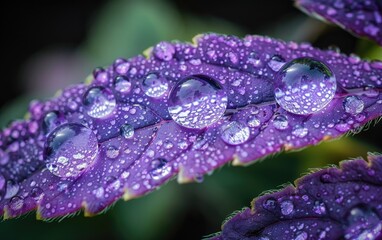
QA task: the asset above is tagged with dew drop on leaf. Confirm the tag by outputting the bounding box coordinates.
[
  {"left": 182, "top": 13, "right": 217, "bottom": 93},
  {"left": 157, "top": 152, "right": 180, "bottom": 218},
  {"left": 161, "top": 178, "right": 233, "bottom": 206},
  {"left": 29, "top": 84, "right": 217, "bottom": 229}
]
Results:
[
  {"left": 83, "top": 87, "right": 116, "bottom": 119},
  {"left": 9, "top": 196, "right": 24, "bottom": 210},
  {"left": 44, "top": 123, "right": 98, "bottom": 178},
  {"left": 274, "top": 57, "right": 336, "bottom": 115},
  {"left": 343, "top": 96, "right": 364, "bottom": 115},
  {"left": 221, "top": 121, "right": 250, "bottom": 145},
  {"left": 168, "top": 75, "right": 227, "bottom": 129},
  {"left": 268, "top": 54, "right": 286, "bottom": 72},
  {"left": 4, "top": 180, "right": 19, "bottom": 200},
  {"left": 153, "top": 42, "right": 175, "bottom": 61},
  {"left": 141, "top": 73, "right": 169, "bottom": 98},
  {"left": 149, "top": 158, "right": 172, "bottom": 182},
  {"left": 113, "top": 75, "right": 131, "bottom": 93},
  {"left": 280, "top": 200, "right": 294, "bottom": 215},
  {"left": 120, "top": 124, "right": 134, "bottom": 139},
  {"left": 273, "top": 114, "right": 289, "bottom": 130}
]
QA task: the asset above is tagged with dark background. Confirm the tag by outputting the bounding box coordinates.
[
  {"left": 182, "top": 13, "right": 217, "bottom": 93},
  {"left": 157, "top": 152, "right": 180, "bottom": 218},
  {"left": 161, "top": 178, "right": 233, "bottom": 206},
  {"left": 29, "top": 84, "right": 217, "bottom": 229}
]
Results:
[{"left": 0, "top": 1, "right": 380, "bottom": 240}]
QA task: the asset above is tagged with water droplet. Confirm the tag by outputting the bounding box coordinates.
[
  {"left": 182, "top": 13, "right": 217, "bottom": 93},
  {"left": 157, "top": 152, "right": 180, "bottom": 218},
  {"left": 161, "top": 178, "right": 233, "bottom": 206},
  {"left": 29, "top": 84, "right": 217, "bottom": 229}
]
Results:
[
  {"left": 93, "top": 187, "right": 104, "bottom": 199},
  {"left": 263, "top": 198, "right": 277, "bottom": 210},
  {"left": 247, "top": 116, "right": 260, "bottom": 127},
  {"left": 275, "top": 57, "right": 336, "bottom": 115},
  {"left": 168, "top": 75, "right": 227, "bottom": 129},
  {"left": 120, "top": 124, "right": 134, "bottom": 139},
  {"left": 345, "top": 205, "right": 382, "bottom": 240},
  {"left": 9, "top": 196, "right": 24, "bottom": 210},
  {"left": 292, "top": 125, "right": 308, "bottom": 138},
  {"left": 83, "top": 87, "right": 116, "bottom": 118},
  {"left": 150, "top": 158, "right": 172, "bottom": 182},
  {"left": 268, "top": 54, "right": 285, "bottom": 71},
  {"left": 280, "top": 200, "right": 294, "bottom": 215},
  {"left": 221, "top": 121, "right": 250, "bottom": 145},
  {"left": 30, "top": 187, "right": 44, "bottom": 201},
  {"left": 343, "top": 96, "right": 364, "bottom": 115},
  {"left": 363, "top": 86, "right": 379, "bottom": 98},
  {"left": 114, "top": 76, "right": 131, "bottom": 93},
  {"left": 0, "top": 149, "right": 9, "bottom": 165},
  {"left": 4, "top": 180, "right": 19, "bottom": 199},
  {"left": 294, "top": 231, "right": 308, "bottom": 240},
  {"left": 93, "top": 67, "right": 109, "bottom": 83},
  {"left": 42, "top": 111, "right": 65, "bottom": 134},
  {"left": 44, "top": 123, "right": 98, "bottom": 178},
  {"left": 153, "top": 42, "right": 175, "bottom": 61},
  {"left": 106, "top": 145, "right": 119, "bottom": 159},
  {"left": 142, "top": 73, "right": 168, "bottom": 98},
  {"left": 247, "top": 51, "right": 262, "bottom": 67},
  {"left": 313, "top": 201, "right": 326, "bottom": 215},
  {"left": 273, "top": 114, "right": 289, "bottom": 130}
]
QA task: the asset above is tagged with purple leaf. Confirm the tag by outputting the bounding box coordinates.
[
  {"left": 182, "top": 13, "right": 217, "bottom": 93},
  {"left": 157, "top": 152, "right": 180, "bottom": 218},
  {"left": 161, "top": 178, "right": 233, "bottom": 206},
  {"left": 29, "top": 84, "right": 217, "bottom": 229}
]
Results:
[
  {"left": 296, "top": 0, "right": 382, "bottom": 45},
  {"left": 213, "top": 153, "right": 382, "bottom": 240},
  {"left": 0, "top": 33, "right": 381, "bottom": 220}
]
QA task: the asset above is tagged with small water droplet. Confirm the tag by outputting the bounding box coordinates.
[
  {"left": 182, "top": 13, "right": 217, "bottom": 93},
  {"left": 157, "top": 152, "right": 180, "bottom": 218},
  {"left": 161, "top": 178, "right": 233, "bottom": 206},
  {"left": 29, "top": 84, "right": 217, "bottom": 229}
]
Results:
[
  {"left": 280, "top": 200, "right": 294, "bottom": 215},
  {"left": 150, "top": 158, "right": 172, "bottom": 182},
  {"left": 273, "top": 114, "right": 289, "bottom": 130},
  {"left": 93, "top": 187, "right": 104, "bottom": 199},
  {"left": 268, "top": 54, "right": 285, "bottom": 71},
  {"left": 153, "top": 42, "right": 175, "bottom": 61},
  {"left": 275, "top": 57, "right": 336, "bottom": 115},
  {"left": 247, "top": 52, "right": 262, "bottom": 67},
  {"left": 313, "top": 201, "right": 326, "bottom": 215},
  {"left": 83, "top": 87, "right": 116, "bottom": 118},
  {"left": 168, "top": 75, "right": 227, "bottom": 129},
  {"left": 344, "top": 205, "right": 382, "bottom": 240},
  {"left": 106, "top": 145, "right": 119, "bottom": 159},
  {"left": 263, "top": 198, "right": 277, "bottom": 210},
  {"left": 30, "top": 187, "right": 44, "bottom": 201},
  {"left": 44, "top": 123, "right": 98, "bottom": 178},
  {"left": 120, "top": 124, "right": 134, "bottom": 139},
  {"left": 221, "top": 121, "right": 250, "bottom": 145},
  {"left": 292, "top": 125, "right": 308, "bottom": 138},
  {"left": 93, "top": 67, "right": 109, "bottom": 83},
  {"left": 114, "top": 76, "right": 131, "bottom": 93},
  {"left": 0, "top": 149, "right": 9, "bottom": 165},
  {"left": 344, "top": 96, "right": 364, "bottom": 115},
  {"left": 4, "top": 180, "right": 19, "bottom": 199},
  {"left": 363, "top": 86, "right": 379, "bottom": 98},
  {"left": 42, "top": 111, "right": 66, "bottom": 135},
  {"left": 294, "top": 231, "right": 308, "bottom": 240},
  {"left": 142, "top": 73, "right": 168, "bottom": 98},
  {"left": 247, "top": 116, "right": 260, "bottom": 127},
  {"left": 9, "top": 196, "right": 24, "bottom": 210}
]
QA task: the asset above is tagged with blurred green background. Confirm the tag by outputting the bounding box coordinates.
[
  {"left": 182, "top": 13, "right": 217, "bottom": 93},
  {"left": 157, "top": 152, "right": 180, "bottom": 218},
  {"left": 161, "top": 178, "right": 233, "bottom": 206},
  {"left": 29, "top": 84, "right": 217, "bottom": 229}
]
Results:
[{"left": 0, "top": 0, "right": 381, "bottom": 239}]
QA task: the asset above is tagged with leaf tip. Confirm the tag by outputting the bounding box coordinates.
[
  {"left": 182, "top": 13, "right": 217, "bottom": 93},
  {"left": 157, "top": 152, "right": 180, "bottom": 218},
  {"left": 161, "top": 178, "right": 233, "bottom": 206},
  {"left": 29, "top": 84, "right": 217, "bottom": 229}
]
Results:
[
  {"left": 192, "top": 34, "right": 204, "bottom": 46},
  {"left": 143, "top": 46, "right": 153, "bottom": 59},
  {"left": 3, "top": 207, "right": 10, "bottom": 220},
  {"left": 177, "top": 166, "right": 193, "bottom": 184},
  {"left": 123, "top": 188, "right": 137, "bottom": 201},
  {"left": 82, "top": 201, "right": 95, "bottom": 217},
  {"left": 84, "top": 73, "right": 94, "bottom": 85}
]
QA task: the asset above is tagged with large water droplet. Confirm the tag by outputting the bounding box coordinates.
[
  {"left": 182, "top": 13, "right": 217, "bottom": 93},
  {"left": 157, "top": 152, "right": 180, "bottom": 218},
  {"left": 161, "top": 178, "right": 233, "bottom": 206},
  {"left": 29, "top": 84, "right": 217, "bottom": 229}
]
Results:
[
  {"left": 273, "top": 114, "right": 289, "bottom": 130},
  {"left": 344, "top": 96, "right": 364, "bottom": 115},
  {"left": 142, "top": 73, "right": 168, "bottom": 98},
  {"left": 294, "top": 231, "right": 308, "bottom": 240},
  {"left": 221, "top": 121, "right": 250, "bottom": 145},
  {"left": 83, "top": 87, "right": 116, "bottom": 118},
  {"left": 44, "top": 123, "right": 98, "bottom": 178},
  {"left": 114, "top": 76, "right": 131, "bottom": 93},
  {"left": 168, "top": 75, "right": 228, "bottom": 129},
  {"left": 153, "top": 42, "right": 175, "bottom": 61},
  {"left": 120, "top": 124, "right": 134, "bottom": 139},
  {"left": 150, "top": 158, "right": 172, "bottom": 181},
  {"left": 345, "top": 205, "right": 382, "bottom": 240},
  {"left": 275, "top": 57, "right": 336, "bottom": 115},
  {"left": 247, "top": 116, "right": 260, "bottom": 128},
  {"left": 280, "top": 200, "right": 294, "bottom": 215}
]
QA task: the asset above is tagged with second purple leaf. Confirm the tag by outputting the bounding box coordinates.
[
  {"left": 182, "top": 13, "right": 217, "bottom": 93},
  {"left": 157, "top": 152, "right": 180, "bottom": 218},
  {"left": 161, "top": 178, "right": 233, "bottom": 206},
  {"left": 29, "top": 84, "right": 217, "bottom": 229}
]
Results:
[
  {"left": 0, "top": 33, "right": 381, "bottom": 220},
  {"left": 296, "top": 0, "right": 382, "bottom": 45}
]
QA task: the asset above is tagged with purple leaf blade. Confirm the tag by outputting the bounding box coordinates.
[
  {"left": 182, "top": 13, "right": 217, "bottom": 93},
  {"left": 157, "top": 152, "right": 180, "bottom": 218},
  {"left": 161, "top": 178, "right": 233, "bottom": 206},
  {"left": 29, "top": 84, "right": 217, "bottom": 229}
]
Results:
[
  {"left": 295, "top": 0, "right": 382, "bottom": 45},
  {"left": 213, "top": 153, "right": 382, "bottom": 240},
  {"left": 0, "top": 33, "right": 381, "bottom": 220}
]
